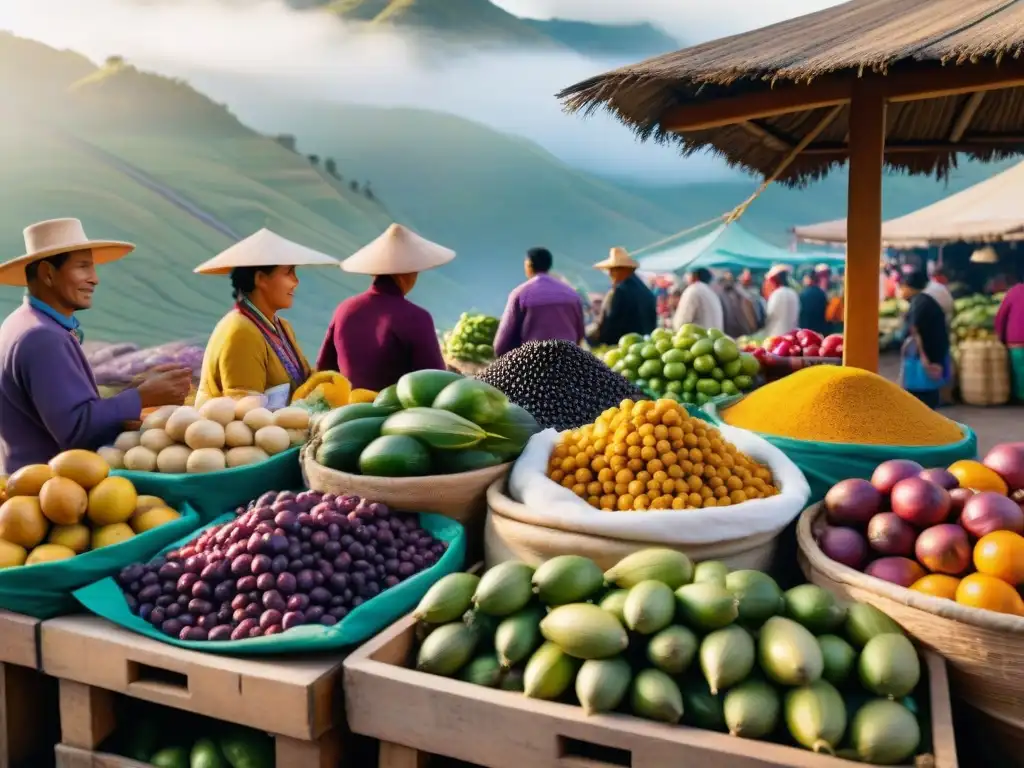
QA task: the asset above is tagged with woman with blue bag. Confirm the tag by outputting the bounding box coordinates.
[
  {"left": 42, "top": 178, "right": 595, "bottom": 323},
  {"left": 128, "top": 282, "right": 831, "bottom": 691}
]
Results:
[{"left": 899, "top": 269, "right": 951, "bottom": 409}]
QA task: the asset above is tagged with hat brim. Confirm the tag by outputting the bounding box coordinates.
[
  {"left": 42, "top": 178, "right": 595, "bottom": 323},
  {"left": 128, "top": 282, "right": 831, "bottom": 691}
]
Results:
[
  {"left": 0, "top": 241, "right": 135, "bottom": 287},
  {"left": 194, "top": 231, "right": 340, "bottom": 275},
  {"left": 593, "top": 259, "right": 639, "bottom": 271},
  {"left": 340, "top": 247, "right": 454, "bottom": 276}
]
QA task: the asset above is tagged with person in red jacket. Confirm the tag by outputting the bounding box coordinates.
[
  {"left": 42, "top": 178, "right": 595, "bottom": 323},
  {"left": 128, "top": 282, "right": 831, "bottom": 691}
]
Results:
[
  {"left": 317, "top": 224, "right": 453, "bottom": 391},
  {"left": 995, "top": 283, "right": 1024, "bottom": 401}
]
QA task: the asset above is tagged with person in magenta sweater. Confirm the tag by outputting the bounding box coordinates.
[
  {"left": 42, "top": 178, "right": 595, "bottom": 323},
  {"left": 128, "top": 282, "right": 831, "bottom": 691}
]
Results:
[
  {"left": 0, "top": 219, "right": 192, "bottom": 473},
  {"left": 995, "top": 282, "right": 1024, "bottom": 401},
  {"left": 317, "top": 224, "right": 453, "bottom": 391},
  {"left": 493, "top": 247, "right": 584, "bottom": 358}
]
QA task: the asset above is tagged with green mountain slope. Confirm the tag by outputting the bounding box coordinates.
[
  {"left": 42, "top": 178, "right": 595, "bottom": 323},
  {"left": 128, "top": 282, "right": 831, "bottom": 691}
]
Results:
[
  {"left": 238, "top": 101, "right": 679, "bottom": 307},
  {"left": 292, "top": 0, "right": 679, "bottom": 55},
  {"left": 0, "top": 36, "right": 477, "bottom": 351}
]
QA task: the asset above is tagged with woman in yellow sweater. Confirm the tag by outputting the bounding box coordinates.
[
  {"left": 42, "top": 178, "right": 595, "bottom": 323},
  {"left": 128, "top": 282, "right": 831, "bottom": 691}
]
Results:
[{"left": 193, "top": 229, "right": 339, "bottom": 406}]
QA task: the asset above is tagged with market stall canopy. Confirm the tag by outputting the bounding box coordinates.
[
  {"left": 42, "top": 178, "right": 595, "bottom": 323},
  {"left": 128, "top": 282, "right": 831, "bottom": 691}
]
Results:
[
  {"left": 557, "top": 0, "right": 1024, "bottom": 373},
  {"left": 793, "top": 160, "right": 1024, "bottom": 246},
  {"left": 637, "top": 222, "right": 843, "bottom": 274}
]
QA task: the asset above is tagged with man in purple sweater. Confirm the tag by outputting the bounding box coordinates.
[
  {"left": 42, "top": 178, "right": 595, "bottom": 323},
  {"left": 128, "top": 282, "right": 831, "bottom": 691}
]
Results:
[
  {"left": 0, "top": 218, "right": 192, "bottom": 473},
  {"left": 493, "top": 248, "right": 585, "bottom": 358}
]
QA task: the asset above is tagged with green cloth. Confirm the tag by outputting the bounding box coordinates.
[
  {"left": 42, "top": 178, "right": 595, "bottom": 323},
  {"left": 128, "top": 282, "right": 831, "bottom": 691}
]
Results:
[
  {"left": 1011, "top": 347, "right": 1024, "bottom": 402},
  {"left": 702, "top": 398, "right": 978, "bottom": 504},
  {"left": 112, "top": 448, "right": 302, "bottom": 522},
  {"left": 74, "top": 511, "right": 466, "bottom": 655},
  {"left": 0, "top": 505, "right": 201, "bottom": 619}
]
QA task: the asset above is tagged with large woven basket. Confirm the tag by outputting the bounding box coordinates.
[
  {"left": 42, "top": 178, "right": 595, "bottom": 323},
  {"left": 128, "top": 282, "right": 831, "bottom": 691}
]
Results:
[
  {"left": 485, "top": 480, "right": 779, "bottom": 571},
  {"left": 301, "top": 444, "right": 510, "bottom": 524},
  {"left": 798, "top": 502, "right": 1024, "bottom": 740}
]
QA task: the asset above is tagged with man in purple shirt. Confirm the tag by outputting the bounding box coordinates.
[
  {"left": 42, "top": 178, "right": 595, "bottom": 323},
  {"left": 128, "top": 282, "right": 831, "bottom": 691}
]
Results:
[
  {"left": 317, "top": 223, "right": 453, "bottom": 391},
  {"left": 0, "top": 218, "right": 192, "bottom": 473},
  {"left": 493, "top": 248, "right": 585, "bottom": 358}
]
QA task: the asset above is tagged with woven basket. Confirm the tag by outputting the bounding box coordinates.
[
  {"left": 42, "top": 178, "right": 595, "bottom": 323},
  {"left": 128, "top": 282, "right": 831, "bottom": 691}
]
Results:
[
  {"left": 300, "top": 444, "right": 510, "bottom": 524},
  {"left": 797, "top": 502, "right": 1024, "bottom": 738},
  {"left": 485, "top": 480, "right": 778, "bottom": 571},
  {"left": 958, "top": 340, "right": 1011, "bottom": 406}
]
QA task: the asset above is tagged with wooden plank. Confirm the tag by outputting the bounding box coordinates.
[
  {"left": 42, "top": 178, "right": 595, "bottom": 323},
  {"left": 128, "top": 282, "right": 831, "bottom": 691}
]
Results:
[
  {"left": 842, "top": 78, "right": 885, "bottom": 373},
  {"left": 42, "top": 615, "right": 345, "bottom": 741},
  {"left": 0, "top": 610, "right": 40, "bottom": 669},
  {"left": 345, "top": 616, "right": 958, "bottom": 768},
  {"left": 0, "top": 662, "right": 56, "bottom": 768}
]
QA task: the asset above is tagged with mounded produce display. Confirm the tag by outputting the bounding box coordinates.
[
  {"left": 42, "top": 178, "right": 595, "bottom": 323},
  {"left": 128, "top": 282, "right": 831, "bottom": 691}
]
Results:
[
  {"left": 548, "top": 398, "right": 778, "bottom": 511},
  {"left": 601, "top": 326, "right": 760, "bottom": 405},
  {"left": 309, "top": 370, "right": 540, "bottom": 477},
  {"left": 102, "top": 398, "right": 308, "bottom": 474},
  {"left": 741, "top": 329, "right": 844, "bottom": 361},
  {"left": 815, "top": 444, "right": 1024, "bottom": 616},
  {"left": 290, "top": 369, "right": 377, "bottom": 414},
  {"left": 444, "top": 312, "right": 499, "bottom": 365},
  {"left": 408, "top": 549, "right": 938, "bottom": 765},
  {"left": 74, "top": 488, "right": 465, "bottom": 652},
  {"left": 478, "top": 339, "right": 647, "bottom": 431}
]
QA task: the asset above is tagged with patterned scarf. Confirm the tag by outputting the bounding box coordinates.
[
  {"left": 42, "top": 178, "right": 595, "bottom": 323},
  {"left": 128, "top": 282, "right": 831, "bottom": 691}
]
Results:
[{"left": 235, "top": 297, "right": 308, "bottom": 386}]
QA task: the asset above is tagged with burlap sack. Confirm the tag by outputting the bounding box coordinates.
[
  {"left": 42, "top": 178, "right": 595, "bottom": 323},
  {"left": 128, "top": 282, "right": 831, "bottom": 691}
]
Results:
[{"left": 485, "top": 481, "right": 779, "bottom": 571}]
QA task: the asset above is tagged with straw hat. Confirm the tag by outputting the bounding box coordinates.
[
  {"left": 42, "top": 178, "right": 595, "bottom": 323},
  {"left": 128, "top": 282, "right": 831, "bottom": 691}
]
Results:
[
  {"left": 970, "top": 246, "right": 998, "bottom": 264},
  {"left": 593, "top": 246, "right": 639, "bottom": 271},
  {"left": 341, "top": 223, "right": 455, "bottom": 275},
  {"left": 194, "top": 228, "right": 339, "bottom": 275},
  {"left": 0, "top": 218, "right": 134, "bottom": 287}
]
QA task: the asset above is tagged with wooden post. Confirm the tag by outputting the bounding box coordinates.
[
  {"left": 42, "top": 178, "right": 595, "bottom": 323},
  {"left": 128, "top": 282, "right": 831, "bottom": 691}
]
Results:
[{"left": 843, "top": 79, "right": 886, "bottom": 372}]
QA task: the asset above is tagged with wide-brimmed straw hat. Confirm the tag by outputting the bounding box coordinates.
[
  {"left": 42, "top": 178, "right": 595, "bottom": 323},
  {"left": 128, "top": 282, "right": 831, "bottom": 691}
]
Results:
[
  {"left": 0, "top": 218, "right": 135, "bottom": 287},
  {"left": 194, "top": 228, "right": 339, "bottom": 275},
  {"left": 593, "top": 246, "right": 639, "bottom": 271},
  {"left": 341, "top": 223, "right": 455, "bottom": 275}
]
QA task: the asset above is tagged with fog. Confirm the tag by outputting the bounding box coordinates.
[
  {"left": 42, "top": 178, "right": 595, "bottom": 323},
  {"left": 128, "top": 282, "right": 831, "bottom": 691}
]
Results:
[{"left": 0, "top": 0, "right": 766, "bottom": 182}]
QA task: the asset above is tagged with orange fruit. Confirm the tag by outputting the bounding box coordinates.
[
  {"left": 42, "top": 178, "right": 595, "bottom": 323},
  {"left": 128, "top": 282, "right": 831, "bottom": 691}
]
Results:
[
  {"left": 973, "top": 530, "right": 1024, "bottom": 586},
  {"left": 909, "top": 574, "right": 961, "bottom": 600},
  {"left": 955, "top": 572, "right": 1024, "bottom": 616},
  {"left": 947, "top": 460, "right": 1009, "bottom": 495}
]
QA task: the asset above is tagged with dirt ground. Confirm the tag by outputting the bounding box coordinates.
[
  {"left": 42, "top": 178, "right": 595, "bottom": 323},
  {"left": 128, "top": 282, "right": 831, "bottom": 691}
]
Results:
[{"left": 878, "top": 352, "right": 1022, "bottom": 454}]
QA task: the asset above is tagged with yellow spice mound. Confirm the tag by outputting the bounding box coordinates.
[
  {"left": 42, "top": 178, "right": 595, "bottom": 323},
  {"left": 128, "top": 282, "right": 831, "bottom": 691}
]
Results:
[
  {"left": 548, "top": 398, "right": 778, "bottom": 511},
  {"left": 720, "top": 366, "right": 964, "bottom": 446}
]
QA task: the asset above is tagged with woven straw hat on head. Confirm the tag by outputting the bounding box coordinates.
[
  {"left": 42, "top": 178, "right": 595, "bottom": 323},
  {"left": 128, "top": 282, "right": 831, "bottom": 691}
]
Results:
[
  {"left": 766, "top": 264, "right": 794, "bottom": 280},
  {"left": 0, "top": 218, "right": 134, "bottom": 287},
  {"left": 341, "top": 223, "right": 455, "bottom": 275},
  {"left": 593, "top": 246, "right": 639, "bottom": 271},
  {"left": 194, "top": 229, "right": 339, "bottom": 275}
]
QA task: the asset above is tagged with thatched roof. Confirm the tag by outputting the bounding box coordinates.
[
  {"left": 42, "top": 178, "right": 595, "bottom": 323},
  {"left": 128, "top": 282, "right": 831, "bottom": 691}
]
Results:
[{"left": 558, "top": 0, "right": 1024, "bottom": 186}]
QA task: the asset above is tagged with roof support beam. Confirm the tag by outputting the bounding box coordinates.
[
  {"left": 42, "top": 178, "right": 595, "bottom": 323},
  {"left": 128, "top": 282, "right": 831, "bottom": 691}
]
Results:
[
  {"left": 948, "top": 91, "right": 986, "bottom": 142},
  {"left": 738, "top": 120, "right": 792, "bottom": 150},
  {"left": 659, "top": 57, "right": 1024, "bottom": 134},
  {"left": 801, "top": 135, "right": 1024, "bottom": 155}
]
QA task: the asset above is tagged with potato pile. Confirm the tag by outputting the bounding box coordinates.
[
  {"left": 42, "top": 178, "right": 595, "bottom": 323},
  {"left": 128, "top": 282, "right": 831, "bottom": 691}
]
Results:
[
  {"left": 548, "top": 399, "right": 779, "bottom": 511},
  {"left": 102, "top": 397, "right": 309, "bottom": 474},
  {"left": 0, "top": 449, "right": 180, "bottom": 568}
]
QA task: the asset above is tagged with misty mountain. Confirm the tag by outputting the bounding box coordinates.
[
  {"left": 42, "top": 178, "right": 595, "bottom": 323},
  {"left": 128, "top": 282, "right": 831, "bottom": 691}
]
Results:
[{"left": 289, "top": 0, "right": 680, "bottom": 56}]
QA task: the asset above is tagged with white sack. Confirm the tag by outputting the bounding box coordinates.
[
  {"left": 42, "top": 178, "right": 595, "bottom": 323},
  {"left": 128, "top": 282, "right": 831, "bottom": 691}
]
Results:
[{"left": 507, "top": 423, "right": 810, "bottom": 546}]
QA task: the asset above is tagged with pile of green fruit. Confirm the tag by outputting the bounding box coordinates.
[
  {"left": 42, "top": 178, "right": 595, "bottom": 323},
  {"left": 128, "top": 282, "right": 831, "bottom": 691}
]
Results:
[
  {"left": 106, "top": 705, "right": 273, "bottom": 768},
  {"left": 310, "top": 370, "right": 540, "bottom": 477},
  {"left": 878, "top": 298, "right": 909, "bottom": 320},
  {"left": 444, "top": 313, "right": 499, "bottom": 364},
  {"left": 951, "top": 293, "right": 1002, "bottom": 342},
  {"left": 601, "top": 325, "right": 760, "bottom": 405},
  {"left": 411, "top": 550, "right": 930, "bottom": 765}
]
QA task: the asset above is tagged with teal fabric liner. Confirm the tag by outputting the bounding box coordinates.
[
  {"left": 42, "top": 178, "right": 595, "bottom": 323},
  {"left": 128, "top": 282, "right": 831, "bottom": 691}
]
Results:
[
  {"left": 75, "top": 511, "right": 466, "bottom": 655},
  {"left": 0, "top": 504, "right": 201, "bottom": 619},
  {"left": 113, "top": 448, "right": 302, "bottom": 522},
  {"left": 702, "top": 397, "right": 978, "bottom": 504}
]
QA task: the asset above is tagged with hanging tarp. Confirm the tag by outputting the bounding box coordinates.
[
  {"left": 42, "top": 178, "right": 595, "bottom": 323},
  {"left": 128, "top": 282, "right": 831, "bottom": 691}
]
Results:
[{"left": 637, "top": 223, "right": 843, "bottom": 274}]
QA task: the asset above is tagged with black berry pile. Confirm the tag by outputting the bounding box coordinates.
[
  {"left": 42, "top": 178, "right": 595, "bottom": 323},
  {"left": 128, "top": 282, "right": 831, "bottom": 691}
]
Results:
[{"left": 476, "top": 340, "right": 648, "bottom": 432}]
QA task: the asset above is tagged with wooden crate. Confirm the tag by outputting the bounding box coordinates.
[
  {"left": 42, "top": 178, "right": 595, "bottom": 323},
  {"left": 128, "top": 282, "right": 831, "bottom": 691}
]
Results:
[
  {"left": 0, "top": 609, "right": 57, "bottom": 768},
  {"left": 345, "top": 615, "right": 958, "bottom": 768},
  {"left": 42, "top": 615, "right": 345, "bottom": 768},
  {"left": 54, "top": 744, "right": 149, "bottom": 768}
]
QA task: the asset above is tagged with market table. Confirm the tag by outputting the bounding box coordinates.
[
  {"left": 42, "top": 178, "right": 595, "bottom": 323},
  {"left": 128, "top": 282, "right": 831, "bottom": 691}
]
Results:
[
  {"left": 0, "top": 608, "right": 56, "bottom": 768},
  {"left": 42, "top": 615, "right": 347, "bottom": 768}
]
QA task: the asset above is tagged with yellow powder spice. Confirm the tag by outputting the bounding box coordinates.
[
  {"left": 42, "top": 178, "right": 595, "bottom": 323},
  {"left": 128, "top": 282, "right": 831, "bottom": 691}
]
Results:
[{"left": 720, "top": 366, "right": 965, "bottom": 446}]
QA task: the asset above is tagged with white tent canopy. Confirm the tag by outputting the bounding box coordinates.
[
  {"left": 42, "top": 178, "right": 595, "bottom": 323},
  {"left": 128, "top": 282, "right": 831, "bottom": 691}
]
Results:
[{"left": 793, "top": 160, "right": 1024, "bottom": 247}]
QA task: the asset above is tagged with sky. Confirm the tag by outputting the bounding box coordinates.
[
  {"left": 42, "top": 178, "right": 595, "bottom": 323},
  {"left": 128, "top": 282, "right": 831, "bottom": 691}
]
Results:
[{"left": 0, "top": 0, "right": 845, "bottom": 183}]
